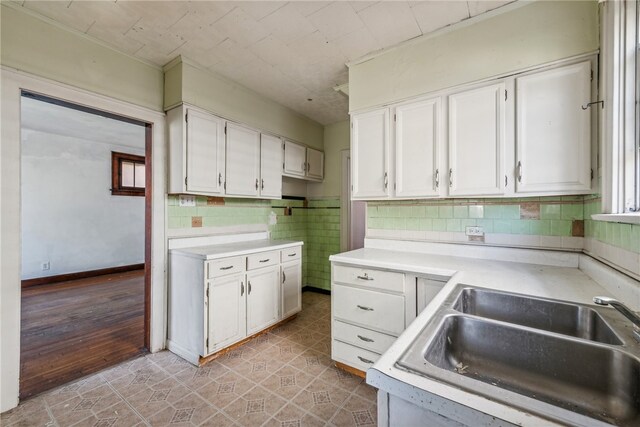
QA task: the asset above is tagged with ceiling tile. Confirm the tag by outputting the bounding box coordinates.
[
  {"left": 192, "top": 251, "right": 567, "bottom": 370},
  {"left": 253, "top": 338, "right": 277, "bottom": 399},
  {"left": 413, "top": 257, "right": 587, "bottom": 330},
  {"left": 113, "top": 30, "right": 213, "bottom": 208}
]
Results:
[
  {"left": 23, "top": 1, "right": 97, "bottom": 32},
  {"left": 258, "top": 2, "right": 318, "bottom": 44},
  {"left": 357, "top": 1, "right": 422, "bottom": 47},
  {"left": 307, "top": 2, "right": 365, "bottom": 41},
  {"left": 210, "top": 7, "right": 269, "bottom": 49},
  {"left": 237, "top": 1, "right": 287, "bottom": 21},
  {"left": 332, "top": 26, "right": 382, "bottom": 61},
  {"left": 349, "top": 1, "right": 379, "bottom": 13},
  {"left": 288, "top": 2, "right": 332, "bottom": 17},
  {"left": 467, "top": 1, "right": 513, "bottom": 17},
  {"left": 410, "top": 1, "right": 469, "bottom": 35}
]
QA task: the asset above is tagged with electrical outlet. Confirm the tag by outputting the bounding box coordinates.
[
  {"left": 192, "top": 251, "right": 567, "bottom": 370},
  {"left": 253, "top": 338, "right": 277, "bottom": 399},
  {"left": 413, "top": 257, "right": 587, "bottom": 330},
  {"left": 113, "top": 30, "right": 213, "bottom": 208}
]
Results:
[
  {"left": 465, "top": 226, "right": 484, "bottom": 236},
  {"left": 179, "top": 195, "right": 196, "bottom": 207},
  {"left": 41, "top": 262, "right": 50, "bottom": 271}
]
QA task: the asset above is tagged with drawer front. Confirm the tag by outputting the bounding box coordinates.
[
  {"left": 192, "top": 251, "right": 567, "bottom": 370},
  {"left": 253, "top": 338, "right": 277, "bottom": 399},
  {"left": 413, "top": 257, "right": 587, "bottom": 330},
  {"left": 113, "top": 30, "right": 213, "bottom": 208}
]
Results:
[
  {"left": 207, "top": 257, "right": 245, "bottom": 278},
  {"left": 247, "top": 250, "right": 279, "bottom": 270},
  {"left": 281, "top": 246, "right": 301, "bottom": 262},
  {"left": 333, "top": 320, "right": 397, "bottom": 354},
  {"left": 333, "top": 284, "right": 405, "bottom": 335},
  {"left": 333, "top": 265, "right": 404, "bottom": 293},
  {"left": 332, "top": 340, "right": 380, "bottom": 372}
]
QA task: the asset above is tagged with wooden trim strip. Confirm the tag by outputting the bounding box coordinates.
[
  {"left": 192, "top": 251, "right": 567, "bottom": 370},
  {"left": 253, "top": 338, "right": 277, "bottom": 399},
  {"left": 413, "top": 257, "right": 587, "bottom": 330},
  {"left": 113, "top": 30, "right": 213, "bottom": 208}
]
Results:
[
  {"left": 21, "top": 263, "right": 145, "bottom": 288},
  {"left": 335, "top": 361, "right": 366, "bottom": 379}
]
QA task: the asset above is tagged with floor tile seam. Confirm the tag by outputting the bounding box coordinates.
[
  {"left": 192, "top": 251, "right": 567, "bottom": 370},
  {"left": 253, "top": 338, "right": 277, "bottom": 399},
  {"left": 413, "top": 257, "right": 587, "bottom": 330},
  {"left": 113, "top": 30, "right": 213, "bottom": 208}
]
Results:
[
  {"left": 42, "top": 396, "right": 60, "bottom": 427},
  {"left": 102, "top": 374, "right": 152, "bottom": 426}
]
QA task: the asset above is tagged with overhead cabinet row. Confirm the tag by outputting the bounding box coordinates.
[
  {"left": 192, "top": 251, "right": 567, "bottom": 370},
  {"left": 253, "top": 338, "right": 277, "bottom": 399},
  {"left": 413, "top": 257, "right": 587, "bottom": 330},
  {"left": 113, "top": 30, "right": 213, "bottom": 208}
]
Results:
[
  {"left": 351, "top": 59, "right": 594, "bottom": 200},
  {"left": 168, "top": 105, "right": 324, "bottom": 198}
]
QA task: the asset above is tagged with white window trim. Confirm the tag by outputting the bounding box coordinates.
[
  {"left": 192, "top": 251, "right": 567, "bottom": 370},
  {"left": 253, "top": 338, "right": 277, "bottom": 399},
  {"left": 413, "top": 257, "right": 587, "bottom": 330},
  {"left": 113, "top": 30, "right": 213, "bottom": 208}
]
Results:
[{"left": 599, "top": 0, "right": 639, "bottom": 222}]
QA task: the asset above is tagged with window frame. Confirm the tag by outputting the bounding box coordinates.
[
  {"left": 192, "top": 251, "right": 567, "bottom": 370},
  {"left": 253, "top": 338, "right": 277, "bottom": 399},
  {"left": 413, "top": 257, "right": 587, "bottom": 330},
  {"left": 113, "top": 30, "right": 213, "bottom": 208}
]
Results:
[{"left": 111, "top": 151, "right": 146, "bottom": 197}]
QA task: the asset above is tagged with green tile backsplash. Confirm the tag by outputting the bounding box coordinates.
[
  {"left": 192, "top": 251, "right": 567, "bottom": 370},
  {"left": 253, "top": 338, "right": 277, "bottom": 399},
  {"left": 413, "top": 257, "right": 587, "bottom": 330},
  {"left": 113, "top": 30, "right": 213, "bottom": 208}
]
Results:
[
  {"left": 167, "top": 195, "right": 341, "bottom": 290},
  {"left": 584, "top": 197, "right": 640, "bottom": 253}
]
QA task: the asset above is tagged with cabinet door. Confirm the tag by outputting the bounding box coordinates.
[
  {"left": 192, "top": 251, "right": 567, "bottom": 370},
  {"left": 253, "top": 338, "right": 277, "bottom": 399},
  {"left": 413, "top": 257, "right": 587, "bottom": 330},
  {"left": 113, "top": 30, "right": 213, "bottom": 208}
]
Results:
[
  {"left": 226, "top": 123, "right": 260, "bottom": 197},
  {"left": 351, "top": 108, "right": 390, "bottom": 199},
  {"left": 516, "top": 61, "right": 592, "bottom": 194},
  {"left": 306, "top": 148, "right": 324, "bottom": 180},
  {"left": 283, "top": 140, "right": 306, "bottom": 177},
  {"left": 185, "top": 109, "right": 225, "bottom": 194},
  {"left": 395, "top": 98, "right": 442, "bottom": 198},
  {"left": 260, "top": 134, "right": 283, "bottom": 199},
  {"left": 448, "top": 82, "right": 506, "bottom": 196},
  {"left": 281, "top": 260, "right": 301, "bottom": 319},
  {"left": 246, "top": 266, "right": 280, "bottom": 335},
  {"left": 207, "top": 274, "right": 246, "bottom": 353}
]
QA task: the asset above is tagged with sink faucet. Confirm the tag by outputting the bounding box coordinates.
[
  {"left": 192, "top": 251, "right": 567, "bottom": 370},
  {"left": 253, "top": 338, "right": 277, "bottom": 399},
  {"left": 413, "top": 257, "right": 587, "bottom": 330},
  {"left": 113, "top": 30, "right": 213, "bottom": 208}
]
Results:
[{"left": 593, "top": 296, "right": 640, "bottom": 342}]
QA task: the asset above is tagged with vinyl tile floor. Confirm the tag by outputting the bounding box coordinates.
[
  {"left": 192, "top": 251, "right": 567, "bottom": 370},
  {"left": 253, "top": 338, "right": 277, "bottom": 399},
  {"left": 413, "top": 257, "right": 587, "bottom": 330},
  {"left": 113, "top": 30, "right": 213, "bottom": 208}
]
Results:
[{"left": 1, "top": 292, "right": 379, "bottom": 427}]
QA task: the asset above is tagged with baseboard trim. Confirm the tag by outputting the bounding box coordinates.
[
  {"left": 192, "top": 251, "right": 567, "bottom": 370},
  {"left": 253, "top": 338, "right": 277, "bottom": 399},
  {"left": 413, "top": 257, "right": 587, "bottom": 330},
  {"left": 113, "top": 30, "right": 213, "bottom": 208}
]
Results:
[
  {"left": 21, "top": 263, "right": 145, "bottom": 288},
  {"left": 302, "top": 286, "right": 331, "bottom": 295}
]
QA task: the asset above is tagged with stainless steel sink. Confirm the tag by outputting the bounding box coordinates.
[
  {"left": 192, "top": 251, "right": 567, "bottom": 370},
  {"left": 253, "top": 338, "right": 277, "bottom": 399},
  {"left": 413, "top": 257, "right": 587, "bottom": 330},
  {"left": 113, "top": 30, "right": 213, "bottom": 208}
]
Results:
[
  {"left": 453, "top": 287, "right": 623, "bottom": 345},
  {"left": 396, "top": 284, "right": 640, "bottom": 426}
]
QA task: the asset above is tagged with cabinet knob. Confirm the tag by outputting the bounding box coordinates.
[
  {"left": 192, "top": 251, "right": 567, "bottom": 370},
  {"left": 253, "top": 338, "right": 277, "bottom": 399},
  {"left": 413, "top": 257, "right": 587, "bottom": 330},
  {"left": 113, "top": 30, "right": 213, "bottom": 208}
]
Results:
[{"left": 517, "top": 161, "right": 523, "bottom": 182}]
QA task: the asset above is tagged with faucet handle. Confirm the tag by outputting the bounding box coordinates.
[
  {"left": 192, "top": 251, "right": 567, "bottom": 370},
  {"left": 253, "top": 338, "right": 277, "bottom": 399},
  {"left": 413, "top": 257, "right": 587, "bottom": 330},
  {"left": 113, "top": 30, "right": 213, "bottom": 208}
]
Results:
[{"left": 593, "top": 296, "right": 617, "bottom": 305}]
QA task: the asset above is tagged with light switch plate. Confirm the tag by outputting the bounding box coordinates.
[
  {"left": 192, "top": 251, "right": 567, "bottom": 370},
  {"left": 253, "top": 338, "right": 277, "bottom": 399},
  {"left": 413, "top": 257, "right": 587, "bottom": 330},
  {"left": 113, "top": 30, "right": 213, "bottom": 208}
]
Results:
[{"left": 179, "top": 195, "right": 196, "bottom": 207}]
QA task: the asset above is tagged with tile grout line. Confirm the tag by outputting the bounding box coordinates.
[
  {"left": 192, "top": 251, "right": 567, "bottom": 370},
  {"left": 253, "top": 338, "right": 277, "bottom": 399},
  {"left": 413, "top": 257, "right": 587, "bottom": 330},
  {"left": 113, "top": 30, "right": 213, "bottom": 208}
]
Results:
[{"left": 100, "top": 372, "right": 152, "bottom": 427}]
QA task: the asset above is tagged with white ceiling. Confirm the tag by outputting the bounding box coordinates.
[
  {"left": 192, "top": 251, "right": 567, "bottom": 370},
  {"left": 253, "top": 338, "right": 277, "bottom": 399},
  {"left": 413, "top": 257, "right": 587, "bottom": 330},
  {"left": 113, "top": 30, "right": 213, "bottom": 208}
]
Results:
[{"left": 15, "top": 1, "right": 514, "bottom": 125}]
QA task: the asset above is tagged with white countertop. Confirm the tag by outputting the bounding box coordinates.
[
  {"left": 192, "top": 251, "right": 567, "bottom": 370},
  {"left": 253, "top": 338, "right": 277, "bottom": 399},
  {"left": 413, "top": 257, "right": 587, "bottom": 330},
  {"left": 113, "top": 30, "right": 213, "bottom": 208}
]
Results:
[
  {"left": 330, "top": 245, "right": 639, "bottom": 426},
  {"left": 170, "top": 239, "right": 303, "bottom": 260}
]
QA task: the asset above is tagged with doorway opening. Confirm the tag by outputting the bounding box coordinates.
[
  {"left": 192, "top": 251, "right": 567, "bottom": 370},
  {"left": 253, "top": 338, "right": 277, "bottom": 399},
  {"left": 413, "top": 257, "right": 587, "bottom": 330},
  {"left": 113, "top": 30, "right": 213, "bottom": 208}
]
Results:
[{"left": 19, "top": 92, "right": 152, "bottom": 399}]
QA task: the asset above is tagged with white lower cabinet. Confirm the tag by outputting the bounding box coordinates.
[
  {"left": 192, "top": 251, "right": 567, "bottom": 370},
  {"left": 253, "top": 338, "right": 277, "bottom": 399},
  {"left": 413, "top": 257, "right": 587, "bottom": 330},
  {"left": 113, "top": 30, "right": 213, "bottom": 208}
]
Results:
[{"left": 168, "top": 243, "right": 302, "bottom": 365}]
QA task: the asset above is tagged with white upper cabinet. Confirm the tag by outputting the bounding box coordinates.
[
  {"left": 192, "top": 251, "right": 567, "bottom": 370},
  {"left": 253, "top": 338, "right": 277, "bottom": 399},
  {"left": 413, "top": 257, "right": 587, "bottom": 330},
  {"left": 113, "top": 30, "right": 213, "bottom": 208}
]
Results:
[
  {"left": 225, "top": 123, "right": 260, "bottom": 197},
  {"left": 167, "top": 106, "right": 226, "bottom": 195},
  {"left": 283, "top": 140, "right": 306, "bottom": 177},
  {"left": 259, "top": 134, "right": 283, "bottom": 199},
  {"left": 351, "top": 108, "right": 390, "bottom": 199},
  {"left": 306, "top": 147, "right": 324, "bottom": 180},
  {"left": 448, "top": 82, "right": 506, "bottom": 196},
  {"left": 395, "top": 97, "right": 442, "bottom": 198},
  {"left": 515, "top": 61, "right": 592, "bottom": 194}
]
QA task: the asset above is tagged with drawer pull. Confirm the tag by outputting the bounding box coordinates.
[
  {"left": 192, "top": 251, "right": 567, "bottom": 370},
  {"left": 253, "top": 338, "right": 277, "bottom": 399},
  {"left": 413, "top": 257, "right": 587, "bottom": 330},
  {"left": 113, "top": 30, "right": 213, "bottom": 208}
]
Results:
[
  {"left": 357, "top": 335, "right": 374, "bottom": 343},
  {"left": 356, "top": 273, "right": 374, "bottom": 281},
  {"left": 259, "top": 259, "right": 270, "bottom": 263},
  {"left": 288, "top": 253, "right": 296, "bottom": 257},
  {"left": 357, "top": 305, "right": 374, "bottom": 311},
  {"left": 357, "top": 356, "right": 374, "bottom": 364},
  {"left": 220, "top": 266, "right": 234, "bottom": 270}
]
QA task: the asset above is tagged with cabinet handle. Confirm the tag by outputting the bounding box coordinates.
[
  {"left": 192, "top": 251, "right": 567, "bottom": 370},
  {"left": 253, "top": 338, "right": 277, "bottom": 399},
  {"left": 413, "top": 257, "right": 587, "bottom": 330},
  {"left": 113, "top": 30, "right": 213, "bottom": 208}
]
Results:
[
  {"left": 220, "top": 266, "right": 233, "bottom": 270},
  {"left": 282, "top": 271, "right": 286, "bottom": 283},
  {"left": 241, "top": 282, "right": 245, "bottom": 296},
  {"left": 435, "top": 169, "right": 439, "bottom": 188},
  {"left": 357, "top": 335, "right": 374, "bottom": 343},
  {"left": 259, "top": 258, "right": 270, "bottom": 263},
  {"left": 505, "top": 175, "right": 508, "bottom": 187},
  {"left": 517, "top": 161, "right": 523, "bottom": 182},
  {"left": 384, "top": 172, "right": 388, "bottom": 190},
  {"left": 255, "top": 179, "right": 259, "bottom": 190},
  {"left": 218, "top": 173, "right": 222, "bottom": 185},
  {"left": 357, "top": 305, "right": 374, "bottom": 311},
  {"left": 357, "top": 356, "right": 374, "bottom": 364},
  {"left": 248, "top": 281, "right": 252, "bottom": 295},
  {"left": 261, "top": 179, "right": 264, "bottom": 190},
  {"left": 288, "top": 253, "right": 296, "bottom": 257},
  {"left": 356, "top": 273, "right": 373, "bottom": 281},
  {"left": 449, "top": 168, "right": 453, "bottom": 187},
  {"left": 302, "top": 162, "right": 306, "bottom": 172}
]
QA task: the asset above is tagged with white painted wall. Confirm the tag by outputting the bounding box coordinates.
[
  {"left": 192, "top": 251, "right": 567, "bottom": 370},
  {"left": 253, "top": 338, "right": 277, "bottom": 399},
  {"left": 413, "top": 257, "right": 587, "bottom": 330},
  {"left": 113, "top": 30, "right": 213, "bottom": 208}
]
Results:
[{"left": 21, "top": 117, "right": 145, "bottom": 278}]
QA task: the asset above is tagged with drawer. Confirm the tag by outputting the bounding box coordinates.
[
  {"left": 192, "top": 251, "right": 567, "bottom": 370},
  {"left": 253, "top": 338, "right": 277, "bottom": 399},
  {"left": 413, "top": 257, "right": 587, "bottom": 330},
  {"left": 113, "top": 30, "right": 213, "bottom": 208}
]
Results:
[
  {"left": 333, "top": 320, "right": 397, "bottom": 354},
  {"left": 247, "top": 250, "right": 279, "bottom": 270},
  {"left": 333, "top": 284, "right": 405, "bottom": 336},
  {"left": 333, "top": 264, "right": 404, "bottom": 293},
  {"left": 281, "top": 246, "right": 301, "bottom": 262},
  {"left": 332, "top": 340, "right": 380, "bottom": 372},
  {"left": 207, "top": 257, "right": 244, "bottom": 278}
]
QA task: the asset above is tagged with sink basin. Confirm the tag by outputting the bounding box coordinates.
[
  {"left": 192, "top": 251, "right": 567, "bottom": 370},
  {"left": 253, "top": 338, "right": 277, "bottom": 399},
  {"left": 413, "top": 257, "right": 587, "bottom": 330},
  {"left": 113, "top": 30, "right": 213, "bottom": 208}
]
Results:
[
  {"left": 453, "top": 287, "right": 623, "bottom": 345},
  {"left": 396, "top": 284, "right": 640, "bottom": 426}
]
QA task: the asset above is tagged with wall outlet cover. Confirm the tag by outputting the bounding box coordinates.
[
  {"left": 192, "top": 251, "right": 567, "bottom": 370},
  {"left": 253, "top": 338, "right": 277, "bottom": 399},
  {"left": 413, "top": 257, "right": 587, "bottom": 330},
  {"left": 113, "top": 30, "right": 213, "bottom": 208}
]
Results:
[
  {"left": 465, "top": 226, "right": 484, "bottom": 236},
  {"left": 41, "top": 262, "right": 50, "bottom": 271},
  {"left": 179, "top": 195, "right": 196, "bottom": 207}
]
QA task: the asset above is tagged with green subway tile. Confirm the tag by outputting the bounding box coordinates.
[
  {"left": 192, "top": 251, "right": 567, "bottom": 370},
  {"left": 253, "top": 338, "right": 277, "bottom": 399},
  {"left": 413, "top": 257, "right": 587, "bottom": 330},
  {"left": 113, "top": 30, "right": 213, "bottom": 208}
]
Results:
[
  {"left": 550, "top": 220, "right": 572, "bottom": 236},
  {"left": 494, "top": 220, "right": 511, "bottom": 234},
  {"left": 432, "top": 219, "right": 447, "bottom": 231},
  {"left": 180, "top": 217, "right": 192, "bottom": 228},
  {"left": 501, "top": 205, "right": 520, "bottom": 219},
  {"left": 469, "top": 205, "right": 484, "bottom": 219},
  {"left": 561, "top": 204, "right": 583, "bottom": 220},
  {"left": 453, "top": 205, "right": 468, "bottom": 218},
  {"left": 461, "top": 219, "right": 477, "bottom": 228},
  {"left": 406, "top": 218, "right": 420, "bottom": 230},
  {"left": 446, "top": 219, "right": 462, "bottom": 232},
  {"left": 530, "top": 220, "right": 550, "bottom": 236},
  {"left": 425, "top": 206, "right": 439, "bottom": 218},
  {"left": 477, "top": 219, "right": 494, "bottom": 233},
  {"left": 168, "top": 216, "right": 182, "bottom": 229},
  {"left": 438, "top": 206, "right": 453, "bottom": 218},
  {"left": 510, "top": 220, "right": 529, "bottom": 235},
  {"left": 411, "top": 206, "right": 426, "bottom": 217},
  {"left": 484, "top": 205, "right": 501, "bottom": 219},
  {"left": 619, "top": 224, "right": 632, "bottom": 252},
  {"left": 630, "top": 225, "right": 640, "bottom": 253},
  {"left": 540, "top": 204, "right": 561, "bottom": 220},
  {"left": 419, "top": 218, "right": 433, "bottom": 231}
]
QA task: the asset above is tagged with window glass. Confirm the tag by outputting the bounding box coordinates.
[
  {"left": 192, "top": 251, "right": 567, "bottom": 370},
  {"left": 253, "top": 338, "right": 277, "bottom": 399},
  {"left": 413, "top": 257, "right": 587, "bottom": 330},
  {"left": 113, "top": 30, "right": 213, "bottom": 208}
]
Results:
[
  {"left": 121, "top": 161, "right": 135, "bottom": 187},
  {"left": 134, "top": 163, "right": 145, "bottom": 188}
]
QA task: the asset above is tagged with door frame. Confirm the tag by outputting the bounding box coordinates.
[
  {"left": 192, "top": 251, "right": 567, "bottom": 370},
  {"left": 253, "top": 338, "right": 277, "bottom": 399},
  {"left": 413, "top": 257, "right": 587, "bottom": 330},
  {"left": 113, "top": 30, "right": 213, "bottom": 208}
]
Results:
[{"left": 1, "top": 66, "right": 167, "bottom": 411}]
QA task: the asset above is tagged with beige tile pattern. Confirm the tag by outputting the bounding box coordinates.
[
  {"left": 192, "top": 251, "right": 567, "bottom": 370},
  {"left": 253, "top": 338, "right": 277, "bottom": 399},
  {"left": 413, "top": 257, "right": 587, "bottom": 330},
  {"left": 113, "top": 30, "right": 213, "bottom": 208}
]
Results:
[{"left": 1, "top": 293, "right": 378, "bottom": 427}]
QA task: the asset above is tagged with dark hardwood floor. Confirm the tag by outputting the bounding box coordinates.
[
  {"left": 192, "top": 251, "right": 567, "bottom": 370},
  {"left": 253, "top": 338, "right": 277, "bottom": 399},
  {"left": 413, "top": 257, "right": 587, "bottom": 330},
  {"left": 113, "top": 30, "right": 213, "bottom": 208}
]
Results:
[{"left": 20, "top": 269, "right": 146, "bottom": 399}]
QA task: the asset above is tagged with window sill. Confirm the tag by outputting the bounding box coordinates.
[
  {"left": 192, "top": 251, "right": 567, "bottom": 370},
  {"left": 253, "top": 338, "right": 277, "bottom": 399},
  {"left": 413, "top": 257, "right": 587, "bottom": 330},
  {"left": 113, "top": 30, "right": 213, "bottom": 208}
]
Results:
[{"left": 591, "top": 214, "right": 640, "bottom": 225}]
